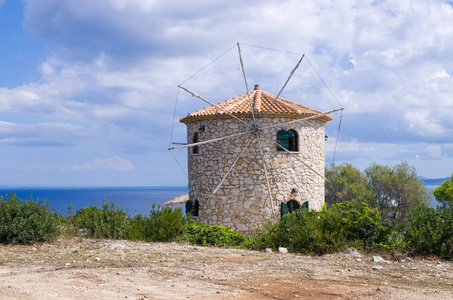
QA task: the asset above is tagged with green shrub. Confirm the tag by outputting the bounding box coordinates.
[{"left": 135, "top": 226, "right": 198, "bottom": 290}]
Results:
[
  {"left": 324, "top": 202, "right": 392, "bottom": 250},
  {"left": 143, "top": 204, "right": 187, "bottom": 242},
  {"left": 69, "top": 200, "right": 128, "bottom": 239},
  {"left": 183, "top": 220, "right": 245, "bottom": 247},
  {"left": 248, "top": 202, "right": 393, "bottom": 254},
  {"left": 405, "top": 204, "right": 453, "bottom": 259},
  {"left": 64, "top": 202, "right": 187, "bottom": 242},
  {"left": 126, "top": 214, "right": 146, "bottom": 241},
  {"left": 0, "top": 193, "right": 60, "bottom": 244}
]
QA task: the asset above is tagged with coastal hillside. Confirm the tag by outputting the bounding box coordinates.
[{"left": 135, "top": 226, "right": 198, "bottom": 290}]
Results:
[{"left": 420, "top": 177, "right": 451, "bottom": 186}]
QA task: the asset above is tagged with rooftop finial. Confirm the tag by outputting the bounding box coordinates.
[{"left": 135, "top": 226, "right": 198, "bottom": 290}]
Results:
[{"left": 254, "top": 84, "right": 261, "bottom": 90}]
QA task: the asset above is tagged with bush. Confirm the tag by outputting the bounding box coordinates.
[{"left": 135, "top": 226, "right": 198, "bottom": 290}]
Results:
[
  {"left": 143, "top": 203, "right": 187, "bottom": 242},
  {"left": 183, "top": 220, "right": 245, "bottom": 247},
  {"left": 248, "top": 202, "right": 393, "bottom": 254},
  {"left": 0, "top": 193, "right": 60, "bottom": 244},
  {"left": 405, "top": 204, "right": 453, "bottom": 259},
  {"left": 68, "top": 200, "right": 128, "bottom": 239},
  {"left": 126, "top": 214, "right": 146, "bottom": 241},
  {"left": 323, "top": 202, "right": 392, "bottom": 250}
]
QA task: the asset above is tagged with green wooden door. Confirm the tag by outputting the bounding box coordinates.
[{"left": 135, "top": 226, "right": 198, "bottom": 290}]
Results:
[{"left": 281, "top": 202, "right": 289, "bottom": 218}]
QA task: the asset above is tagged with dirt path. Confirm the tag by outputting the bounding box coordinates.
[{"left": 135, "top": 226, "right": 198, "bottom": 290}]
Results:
[{"left": 1, "top": 238, "right": 452, "bottom": 299}]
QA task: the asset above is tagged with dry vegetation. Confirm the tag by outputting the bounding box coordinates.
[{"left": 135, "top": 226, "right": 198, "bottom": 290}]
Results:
[{"left": 1, "top": 238, "right": 452, "bottom": 299}]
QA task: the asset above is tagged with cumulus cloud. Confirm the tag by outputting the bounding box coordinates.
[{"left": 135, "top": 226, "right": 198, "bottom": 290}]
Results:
[
  {"left": 424, "top": 145, "right": 443, "bottom": 159},
  {"left": 1, "top": 0, "right": 453, "bottom": 183},
  {"left": 19, "top": 1, "right": 453, "bottom": 136},
  {"left": 64, "top": 155, "right": 135, "bottom": 171}
]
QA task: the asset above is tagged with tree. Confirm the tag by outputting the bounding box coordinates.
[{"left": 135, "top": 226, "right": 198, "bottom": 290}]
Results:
[
  {"left": 363, "top": 163, "right": 393, "bottom": 217},
  {"left": 365, "top": 161, "right": 430, "bottom": 227},
  {"left": 432, "top": 174, "right": 453, "bottom": 209},
  {"left": 325, "top": 163, "right": 372, "bottom": 205}
]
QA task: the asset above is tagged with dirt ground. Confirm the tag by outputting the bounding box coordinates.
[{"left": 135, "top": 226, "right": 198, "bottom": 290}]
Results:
[{"left": 0, "top": 238, "right": 452, "bottom": 299}]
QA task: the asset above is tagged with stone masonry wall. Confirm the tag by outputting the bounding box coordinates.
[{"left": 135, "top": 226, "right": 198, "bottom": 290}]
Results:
[{"left": 186, "top": 116, "right": 326, "bottom": 234}]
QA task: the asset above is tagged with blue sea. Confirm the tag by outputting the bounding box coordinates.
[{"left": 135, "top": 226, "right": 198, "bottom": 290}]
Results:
[
  {"left": 0, "top": 184, "right": 441, "bottom": 216},
  {"left": 0, "top": 186, "right": 188, "bottom": 216},
  {"left": 426, "top": 185, "right": 440, "bottom": 207}
]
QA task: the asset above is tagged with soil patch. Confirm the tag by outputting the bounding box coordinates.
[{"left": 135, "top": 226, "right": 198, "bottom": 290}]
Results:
[{"left": 1, "top": 238, "right": 452, "bottom": 299}]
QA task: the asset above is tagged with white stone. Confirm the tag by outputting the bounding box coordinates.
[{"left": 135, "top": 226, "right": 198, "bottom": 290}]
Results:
[
  {"left": 372, "top": 256, "right": 389, "bottom": 264},
  {"left": 278, "top": 247, "right": 288, "bottom": 253},
  {"left": 345, "top": 247, "right": 361, "bottom": 258}
]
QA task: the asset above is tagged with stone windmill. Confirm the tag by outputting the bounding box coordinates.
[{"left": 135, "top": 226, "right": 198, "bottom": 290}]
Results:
[{"left": 169, "top": 45, "right": 341, "bottom": 234}]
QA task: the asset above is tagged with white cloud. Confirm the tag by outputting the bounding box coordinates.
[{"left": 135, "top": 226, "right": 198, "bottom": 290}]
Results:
[
  {"left": 1, "top": 0, "right": 453, "bottom": 184},
  {"left": 330, "top": 139, "right": 453, "bottom": 173},
  {"left": 0, "top": 121, "right": 86, "bottom": 146},
  {"left": 405, "top": 110, "right": 446, "bottom": 137},
  {"left": 38, "top": 61, "right": 57, "bottom": 78},
  {"left": 424, "top": 145, "right": 443, "bottom": 159},
  {"left": 64, "top": 155, "right": 135, "bottom": 171}
]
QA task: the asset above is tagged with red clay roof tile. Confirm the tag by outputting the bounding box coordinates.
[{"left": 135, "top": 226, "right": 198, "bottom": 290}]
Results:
[{"left": 180, "top": 85, "right": 332, "bottom": 123}]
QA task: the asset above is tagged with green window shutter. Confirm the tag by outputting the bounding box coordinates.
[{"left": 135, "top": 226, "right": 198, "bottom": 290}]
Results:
[
  {"left": 277, "top": 130, "right": 289, "bottom": 151},
  {"left": 281, "top": 202, "right": 289, "bottom": 218},
  {"left": 185, "top": 200, "right": 193, "bottom": 214},
  {"left": 302, "top": 201, "right": 309, "bottom": 211}
]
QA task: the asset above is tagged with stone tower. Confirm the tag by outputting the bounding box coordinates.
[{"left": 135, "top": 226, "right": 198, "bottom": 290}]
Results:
[{"left": 180, "top": 85, "right": 332, "bottom": 234}]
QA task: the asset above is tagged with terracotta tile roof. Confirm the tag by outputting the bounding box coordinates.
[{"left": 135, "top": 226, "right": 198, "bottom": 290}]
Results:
[{"left": 180, "top": 85, "right": 333, "bottom": 124}]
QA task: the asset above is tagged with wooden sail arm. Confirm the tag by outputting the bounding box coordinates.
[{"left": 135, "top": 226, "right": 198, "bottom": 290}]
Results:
[
  {"left": 178, "top": 85, "right": 254, "bottom": 129},
  {"left": 255, "top": 131, "right": 276, "bottom": 217},
  {"left": 168, "top": 129, "right": 254, "bottom": 150},
  {"left": 275, "top": 141, "right": 330, "bottom": 183},
  {"left": 210, "top": 133, "right": 255, "bottom": 195},
  {"left": 261, "top": 108, "right": 343, "bottom": 131},
  {"left": 237, "top": 43, "right": 257, "bottom": 127},
  {"left": 257, "top": 54, "right": 305, "bottom": 127}
]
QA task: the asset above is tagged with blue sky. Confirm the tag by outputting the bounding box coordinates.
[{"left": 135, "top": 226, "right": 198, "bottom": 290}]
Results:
[{"left": 0, "top": 0, "right": 452, "bottom": 187}]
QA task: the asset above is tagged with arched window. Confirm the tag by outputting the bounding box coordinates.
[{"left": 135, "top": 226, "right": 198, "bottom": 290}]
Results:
[
  {"left": 185, "top": 200, "right": 199, "bottom": 217},
  {"left": 192, "top": 132, "right": 199, "bottom": 154},
  {"left": 277, "top": 129, "right": 298, "bottom": 152}
]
